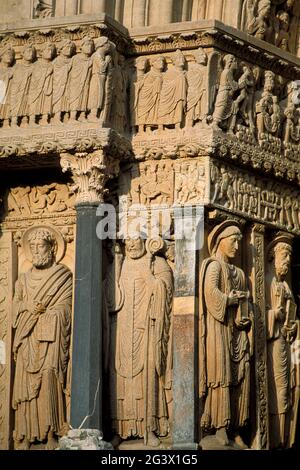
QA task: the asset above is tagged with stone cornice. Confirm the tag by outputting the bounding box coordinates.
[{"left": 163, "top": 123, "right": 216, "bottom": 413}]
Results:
[{"left": 0, "top": 124, "right": 132, "bottom": 169}]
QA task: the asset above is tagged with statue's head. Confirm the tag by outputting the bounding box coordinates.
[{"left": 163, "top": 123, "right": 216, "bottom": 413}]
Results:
[
  {"left": 258, "top": 0, "right": 271, "bottom": 17},
  {"left": 174, "top": 49, "right": 185, "bottom": 70},
  {"left": 125, "top": 237, "right": 146, "bottom": 259},
  {"left": 81, "top": 37, "right": 95, "bottom": 56},
  {"left": 223, "top": 54, "right": 236, "bottom": 70},
  {"left": 22, "top": 45, "right": 37, "bottom": 63},
  {"left": 42, "top": 43, "right": 56, "bottom": 61},
  {"left": 208, "top": 221, "right": 242, "bottom": 260},
  {"left": 136, "top": 56, "right": 148, "bottom": 73},
  {"left": 195, "top": 47, "right": 207, "bottom": 66},
  {"left": 151, "top": 55, "right": 165, "bottom": 72},
  {"left": 0, "top": 45, "right": 15, "bottom": 65},
  {"left": 264, "top": 70, "right": 275, "bottom": 92},
  {"left": 28, "top": 228, "right": 57, "bottom": 269},
  {"left": 268, "top": 234, "right": 293, "bottom": 280},
  {"left": 277, "top": 10, "right": 290, "bottom": 31},
  {"left": 60, "top": 39, "right": 76, "bottom": 57}
]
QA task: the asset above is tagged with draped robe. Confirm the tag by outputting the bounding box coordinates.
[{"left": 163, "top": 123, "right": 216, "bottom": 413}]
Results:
[
  {"left": 12, "top": 263, "right": 72, "bottom": 443},
  {"left": 199, "top": 258, "right": 250, "bottom": 431},
  {"left": 106, "top": 255, "right": 173, "bottom": 439}
]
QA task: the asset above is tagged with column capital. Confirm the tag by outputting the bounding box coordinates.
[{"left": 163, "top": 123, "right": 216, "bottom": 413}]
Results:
[{"left": 60, "top": 149, "right": 119, "bottom": 205}]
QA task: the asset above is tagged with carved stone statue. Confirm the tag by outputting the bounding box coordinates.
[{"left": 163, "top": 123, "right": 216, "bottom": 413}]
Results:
[
  {"left": 88, "top": 36, "right": 113, "bottom": 124},
  {"left": 131, "top": 56, "right": 149, "bottom": 133},
  {"left": 245, "top": 0, "right": 272, "bottom": 41},
  {"left": 199, "top": 221, "right": 251, "bottom": 448},
  {"left": 69, "top": 37, "right": 94, "bottom": 122},
  {"left": 266, "top": 234, "right": 298, "bottom": 449},
  {"left": 30, "top": 43, "right": 56, "bottom": 125},
  {"left": 104, "top": 238, "right": 173, "bottom": 447},
  {"left": 12, "top": 227, "right": 72, "bottom": 450},
  {"left": 256, "top": 71, "right": 281, "bottom": 137},
  {"left": 0, "top": 45, "right": 15, "bottom": 128},
  {"left": 212, "top": 54, "right": 239, "bottom": 131},
  {"left": 186, "top": 47, "right": 208, "bottom": 127},
  {"left": 275, "top": 10, "right": 291, "bottom": 51},
  {"left": 10, "top": 45, "right": 37, "bottom": 127},
  {"left": 229, "top": 64, "right": 256, "bottom": 134},
  {"left": 158, "top": 49, "right": 187, "bottom": 129},
  {"left": 136, "top": 55, "right": 165, "bottom": 132},
  {"left": 52, "top": 39, "right": 76, "bottom": 124},
  {"left": 283, "top": 82, "right": 300, "bottom": 145}
]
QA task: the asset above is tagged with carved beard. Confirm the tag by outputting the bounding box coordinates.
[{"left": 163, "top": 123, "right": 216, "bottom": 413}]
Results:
[
  {"left": 275, "top": 263, "right": 289, "bottom": 278},
  {"left": 126, "top": 247, "right": 145, "bottom": 259},
  {"left": 32, "top": 252, "right": 53, "bottom": 268}
]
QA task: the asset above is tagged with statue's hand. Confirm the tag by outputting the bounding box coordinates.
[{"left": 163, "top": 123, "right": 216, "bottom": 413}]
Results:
[
  {"left": 32, "top": 302, "right": 46, "bottom": 316},
  {"left": 228, "top": 290, "right": 240, "bottom": 306},
  {"left": 275, "top": 307, "right": 285, "bottom": 322},
  {"left": 235, "top": 318, "right": 251, "bottom": 331},
  {"left": 284, "top": 321, "right": 298, "bottom": 344}
]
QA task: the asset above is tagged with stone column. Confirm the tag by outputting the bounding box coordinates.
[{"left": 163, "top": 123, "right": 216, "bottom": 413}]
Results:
[
  {"left": 93, "top": 0, "right": 107, "bottom": 13},
  {"left": 181, "top": 0, "right": 192, "bottom": 21},
  {"left": 114, "top": 0, "right": 124, "bottom": 22},
  {"left": 60, "top": 150, "right": 109, "bottom": 431},
  {"left": 248, "top": 224, "right": 269, "bottom": 449},
  {"left": 172, "top": 206, "right": 203, "bottom": 450}
]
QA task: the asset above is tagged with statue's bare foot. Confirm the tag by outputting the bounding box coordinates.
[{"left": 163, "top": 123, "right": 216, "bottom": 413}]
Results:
[
  {"left": 234, "top": 434, "right": 248, "bottom": 449},
  {"left": 16, "top": 438, "right": 30, "bottom": 450},
  {"left": 111, "top": 435, "right": 122, "bottom": 449},
  {"left": 215, "top": 428, "right": 229, "bottom": 446},
  {"left": 147, "top": 432, "right": 160, "bottom": 447},
  {"left": 45, "top": 435, "right": 58, "bottom": 450}
]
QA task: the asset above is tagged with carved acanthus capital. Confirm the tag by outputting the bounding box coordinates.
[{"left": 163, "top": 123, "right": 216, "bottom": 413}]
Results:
[{"left": 60, "top": 150, "right": 112, "bottom": 205}]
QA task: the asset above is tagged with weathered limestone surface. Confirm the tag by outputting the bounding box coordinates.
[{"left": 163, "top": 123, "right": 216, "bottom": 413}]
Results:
[{"left": 1, "top": 2, "right": 300, "bottom": 453}]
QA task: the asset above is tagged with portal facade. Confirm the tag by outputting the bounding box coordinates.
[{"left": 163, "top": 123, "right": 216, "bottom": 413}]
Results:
[{"left": 0, "top": 0, "right": 300, "bottom": 451}]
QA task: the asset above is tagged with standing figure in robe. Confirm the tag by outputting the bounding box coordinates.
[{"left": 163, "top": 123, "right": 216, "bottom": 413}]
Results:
[
  {"left": 186, "top": 47, "right": 208, "bottom": 127},
  {"left": 69, "top": 37, "right": 94, "bottom": 122},
  {"left": 136, "top": 55, "right": 165, "bottom": 132},
  {"left": 158, "top": 49, "right": 187, "bottom": 129},
  {"left": 104, "top": 238, "right": 173, "bottom": 447},
  {"left": 30, "top": 43, "right": 56, "bottom": 125},
  {"left": 199, "top": 221, "right": 251, "bottom": 448},
  {"left": 0, "top": 45, "right": 15, "bottom": 128},
  {"left": 12, "top": 227, "right": 72, "bottom": 450},
  {"left": 52, "top": 39, "right": 76, "bottom": 123},
  {"left": 131, "top": 56, "right": 148, "bottom": 133},
  {"left": 212, "top": 54, "right": 239, "bottom": 131},
  {"left": 266, "top": 234, "right": 298, "bottom": 449},
  {"left": 88, "top": 36, "right": 113, "bottom": 124},
  {"left": 10, "top": 45, "right": 37, "bottom": 127}
]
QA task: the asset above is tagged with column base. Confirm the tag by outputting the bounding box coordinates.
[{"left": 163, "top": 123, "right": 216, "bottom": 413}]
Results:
[{"left": 58, "top": 429, "right": 113, "bottom": 450}]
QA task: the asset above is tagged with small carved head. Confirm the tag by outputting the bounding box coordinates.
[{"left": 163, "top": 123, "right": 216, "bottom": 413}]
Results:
[
  {"left": 258, "top": 0, "right": 271, "bottom": 17},
  {"left": 81, "top": 37, "right": 95, "bottom": 56},
  {"left": 136, "top": 56, "right": 148, "bottom": 73},
  {"left": 42, "top": 43, "right": 57, "bottom": 60},
  {"left": 125, "top": 237, "right": 146, "bottom": 259},
  {"left": 195, "top": 47, "right": 207, "bottom": 65},
  {"left": 174, "top": 49, "right": 186, "bottom": 70},
  {"left": 268, "top": 237, "right": 293, "bottom": 279},
  {"left": 22, "top": 45, "right": 37, "bottom": 63},
  {"left": 60, "top": 39, "right": 76, "bottom": 57},
  {"left": 150, "top": 55, "right": 165, "bottom": 72},
  {"left": 277, "top": 10, "right": 290, "bottom": 31},
  {"left": 223, "top": 54, "right": 237, "bottom": 70},
  {"left": 264, "top": 70, "right": 275, "bottom": 92},
  {"left": 209, "top": 221, "right": 242, "bottom": 259},
  {"left": 28, "top": 228, "right": 57, "bottom": 269},
  {"left": 0, "top": 45, "right": 15, "bottom": 66}
]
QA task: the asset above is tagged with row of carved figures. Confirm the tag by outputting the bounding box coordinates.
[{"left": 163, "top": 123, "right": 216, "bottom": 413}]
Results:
[
  {"left": 132, "top": 48, "right": 300, "bottom": 145},
  {"left": 8, "top": 223, "right": 299, "bottom": 450},
  {"left": 0, "top": 37, "right": 127, "bottom": 130}
]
